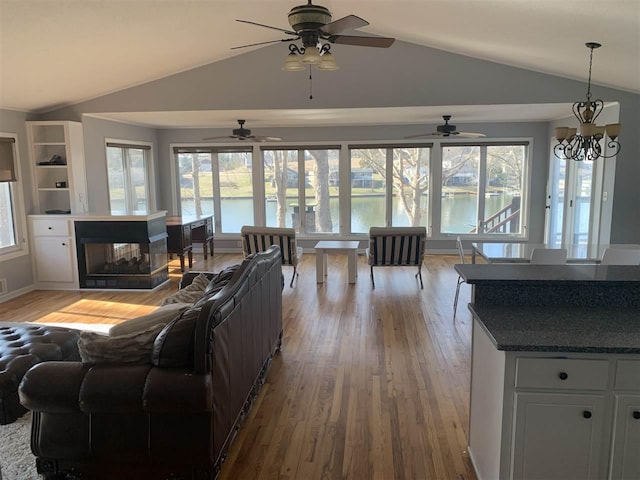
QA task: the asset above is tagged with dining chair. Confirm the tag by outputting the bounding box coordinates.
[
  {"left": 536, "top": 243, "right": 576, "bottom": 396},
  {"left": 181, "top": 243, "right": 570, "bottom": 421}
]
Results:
[
  {"left": 600, "top": 247, "right": 640, "bottom": 265},
  {"left": 453, "top": 236, "right": 465, "bottom": 321},
  {"left": 529, "top": 248, "right": 567, "bottom": 264}
]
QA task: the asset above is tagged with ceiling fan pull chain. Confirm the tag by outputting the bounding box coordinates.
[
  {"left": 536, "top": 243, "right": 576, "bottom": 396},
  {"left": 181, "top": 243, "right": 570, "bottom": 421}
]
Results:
[{"left": 309, "top": 65, "right": 313, "bottom": 100}]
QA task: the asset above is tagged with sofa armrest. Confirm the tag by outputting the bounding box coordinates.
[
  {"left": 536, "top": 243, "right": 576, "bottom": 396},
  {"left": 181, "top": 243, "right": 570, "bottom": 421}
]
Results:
[{"left": 19, "top": 361, "right": 91, "bottom": 413}]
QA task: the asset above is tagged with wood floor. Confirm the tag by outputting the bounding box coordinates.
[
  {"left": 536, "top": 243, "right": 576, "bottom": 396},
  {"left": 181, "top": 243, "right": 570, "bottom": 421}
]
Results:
[{"left": 0, "top": 252, "right": 477, "bottom": 480}]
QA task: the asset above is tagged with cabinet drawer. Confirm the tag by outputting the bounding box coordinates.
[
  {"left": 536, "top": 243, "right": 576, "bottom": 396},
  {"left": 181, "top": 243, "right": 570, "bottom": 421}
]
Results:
[
  {"left": 515, "top": 358, "right": 609, "bottom": 390},
  {"left": 615, "top": 360, "right": 640, "bottom": 391},
  {"left": 32, "top": 218, "right": 70, "bottom": 236}
]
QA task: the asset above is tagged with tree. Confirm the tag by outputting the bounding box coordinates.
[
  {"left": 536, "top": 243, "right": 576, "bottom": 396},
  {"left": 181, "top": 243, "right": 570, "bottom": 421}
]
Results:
[
  {"left": 267, "top": 150, "right": 289, "bottom": 227},
  {"left": 307, "top": 149, "right": 333, "bottom": 232},
  {"left": 358, "top": 147, "right": 429, "bottom": 226}
]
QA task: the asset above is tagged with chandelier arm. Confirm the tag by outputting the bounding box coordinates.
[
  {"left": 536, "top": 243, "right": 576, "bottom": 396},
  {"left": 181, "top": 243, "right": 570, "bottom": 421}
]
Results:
[
  {"left": 571, "top": 102, "right": 585, "bottom": 124},
  {"left": 589, "top": 98, "right": 604, "bottom": 124}
]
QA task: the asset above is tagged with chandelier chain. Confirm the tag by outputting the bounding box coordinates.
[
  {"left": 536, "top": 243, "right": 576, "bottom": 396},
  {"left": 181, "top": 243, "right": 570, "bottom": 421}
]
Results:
[{"left": 586, "top": 45, "right": 595, "bottom": 101}]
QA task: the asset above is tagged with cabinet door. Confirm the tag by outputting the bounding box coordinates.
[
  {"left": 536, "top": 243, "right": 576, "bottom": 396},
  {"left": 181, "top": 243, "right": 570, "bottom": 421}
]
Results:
[
  {"left": 609, "top": 395, "right": 640, "bottom": 480},
  {"left": 512, "top": 392, "right": 606, "bottom": 480},
  {"left": 34, "top": 236, "right": 75, "bottom": 283}
]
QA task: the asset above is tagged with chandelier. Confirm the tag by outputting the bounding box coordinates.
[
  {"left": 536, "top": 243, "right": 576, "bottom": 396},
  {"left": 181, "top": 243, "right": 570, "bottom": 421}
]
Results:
[{"left": 553, "top": 42, "right": 621, "bottom": 162}]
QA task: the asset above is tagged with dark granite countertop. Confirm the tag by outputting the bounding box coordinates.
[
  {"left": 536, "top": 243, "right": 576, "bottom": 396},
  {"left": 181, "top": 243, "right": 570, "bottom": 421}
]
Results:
[
  {"left": 470, "top": 304, "right": 640, "bottom": 353},
  {"left": 456, "top": 264, "right": 640, "bottom": 284}
]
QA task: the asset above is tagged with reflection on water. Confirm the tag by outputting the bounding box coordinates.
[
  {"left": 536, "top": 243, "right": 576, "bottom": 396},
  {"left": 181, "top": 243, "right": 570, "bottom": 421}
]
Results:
[{"left": 181, "top": 194, "right": 515, "bottom": 234}]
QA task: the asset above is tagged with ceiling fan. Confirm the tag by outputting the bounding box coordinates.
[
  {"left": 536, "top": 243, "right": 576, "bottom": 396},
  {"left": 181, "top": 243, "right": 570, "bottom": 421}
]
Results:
[
  {"left": 405, "top": 115, "right": 486, "bottom": 139},
  {"left": 203, "top": 120, "right": 282, "bottom": 142},
  {"left": 232, "top": 0, "right": 395, "bottom": 51}
]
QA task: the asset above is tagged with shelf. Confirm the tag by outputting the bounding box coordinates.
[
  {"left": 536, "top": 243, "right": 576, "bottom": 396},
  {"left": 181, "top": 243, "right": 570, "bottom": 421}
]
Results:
[
  {"left": 36, "top": 164, "right": 68, "bottom": 169},
  {"left": 32, "top": 142, "right": 67, "bottom": 146},
  {"left": 39, "top": 188, "right": 70, "bottom": 191}
]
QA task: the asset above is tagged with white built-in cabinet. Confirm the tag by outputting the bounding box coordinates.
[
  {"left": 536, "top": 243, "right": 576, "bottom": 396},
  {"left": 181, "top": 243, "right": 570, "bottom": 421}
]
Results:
[
  {"left": 29, "top": 216, "right": 77, "bottom": 289},
  {"left": 27, "top": 121, "right": 87, "bottom": 215},
  {"left": 27, "top": 120, "right": 86, "bottom": 288},
  {"left": 469, "top": 319, "right": 640, "bottom": 480}
]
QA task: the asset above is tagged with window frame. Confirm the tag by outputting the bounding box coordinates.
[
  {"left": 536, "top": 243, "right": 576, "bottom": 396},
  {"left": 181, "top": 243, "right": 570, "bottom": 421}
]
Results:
[
  {"left": 105, "top": 139, "right": 154, "bottom": 214},
  {"left": 261, "top": 145, "right": 341, "bottom": 234},
  {"left": 432, "top": 139, "right": 531, "bottom": 239},
  {"left": 0, "top": 132, "right": 28, "bottom": 262},
  {"left": 172, "top": 145, "right": 254, "bottom": 234}
]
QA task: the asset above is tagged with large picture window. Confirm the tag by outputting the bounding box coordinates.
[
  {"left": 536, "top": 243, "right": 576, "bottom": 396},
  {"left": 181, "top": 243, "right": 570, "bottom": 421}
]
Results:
[
  {"left": 349, "top": 144, "right": 431, "bottom": 233},
  {"left": 262, "top": 146, "right": 340, "bottom": 233},
  {"left": 0, "top": 136, "right": 24, "bottom": 257},
  {"left": 175, "top": 147, "right": 253, "bottom": 233},
  {"left": 106, "top": 142, "right": 151, "bottom": 214},
  {"left": 440, "top": 142, "right": 527, "bottom": 236}
]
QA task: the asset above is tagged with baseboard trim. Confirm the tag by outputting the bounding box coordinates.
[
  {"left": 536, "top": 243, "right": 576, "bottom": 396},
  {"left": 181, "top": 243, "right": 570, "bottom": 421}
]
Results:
[{"left": 0, "top": 284, "right": 36, "bottom": 304}]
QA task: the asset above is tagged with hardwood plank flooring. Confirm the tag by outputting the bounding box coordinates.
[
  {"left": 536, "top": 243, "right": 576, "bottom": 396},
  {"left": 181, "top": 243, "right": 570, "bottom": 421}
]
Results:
[{"left": 0, "top": 252, "right": 477, "bottom": 480}]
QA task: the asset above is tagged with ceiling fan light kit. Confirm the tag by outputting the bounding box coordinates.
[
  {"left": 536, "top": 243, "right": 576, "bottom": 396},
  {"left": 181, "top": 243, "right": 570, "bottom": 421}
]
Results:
[
  {"left": 404, "top": 115, "right": 486, "bottom": 139},
  {"left": 236, "top": 0, "right": 394, "bottom": 76},
  {"left": 202, "top": 120, "right": 282, "bottom": 142},
  {"left": 554, "top": 42, "right": 621, "bottom": 162}
]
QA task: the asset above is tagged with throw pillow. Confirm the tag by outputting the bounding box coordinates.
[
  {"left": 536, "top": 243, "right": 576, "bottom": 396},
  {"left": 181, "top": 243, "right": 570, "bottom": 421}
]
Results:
[
  {"left": 78, "top": 323, "right": 166, "bottom": 364},
  {"left": 203, "top": 264, "right": 240, "bottom": 296},
  {"left": 107, "top": 302, "right": 190, "bottom": 337},
  {"left": 161, "top": 273, "right": 210, "bottom": 306}
]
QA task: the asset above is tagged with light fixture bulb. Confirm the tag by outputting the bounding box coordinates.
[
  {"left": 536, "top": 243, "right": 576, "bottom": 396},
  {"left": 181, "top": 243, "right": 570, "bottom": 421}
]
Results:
[
  {"left": 317, "top": 52, "right": 338, "bottom": 71},
  {"left": 282, "top": 52, "right": 305, "bottom": 72},
  {"left": 301, "top": 46, "right": 321, "bottom": 64}
]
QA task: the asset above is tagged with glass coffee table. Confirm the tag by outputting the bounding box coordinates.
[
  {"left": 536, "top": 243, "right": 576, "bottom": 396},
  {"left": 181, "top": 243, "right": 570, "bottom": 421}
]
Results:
[{"left": 314, "top": 240, "right": 360, "bottom": 284}]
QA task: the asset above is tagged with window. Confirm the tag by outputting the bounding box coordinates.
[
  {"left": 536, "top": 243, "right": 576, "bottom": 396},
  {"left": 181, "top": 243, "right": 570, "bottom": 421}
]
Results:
[
  {"left": 262, "top": 146, "right": 340, "bottom": 233},
  {"left": 106, "top": 142, "right": 151, "bottom": 213},
  {"left": 349, "top": 144, "right": 431, "bottom": 233},
  {"left": 440, "top": 142, "right": 527, "bottom": 236},
  {"left": 174, "top": 147, "right": 253, "bottom": 233},
  {"left": 0, "top": 135, "right": 25, "bottom": 258}
]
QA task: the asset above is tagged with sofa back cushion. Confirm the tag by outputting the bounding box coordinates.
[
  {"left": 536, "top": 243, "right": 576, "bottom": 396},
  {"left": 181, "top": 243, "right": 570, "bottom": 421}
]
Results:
[{"left": 151, "top": 306, "right": 202, "bottom": 368}]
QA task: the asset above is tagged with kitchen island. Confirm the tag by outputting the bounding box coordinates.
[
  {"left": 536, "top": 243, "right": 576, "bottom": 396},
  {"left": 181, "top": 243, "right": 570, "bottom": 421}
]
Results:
[{"left": 455, "top": 264, "right": 640, "bottom": 480}]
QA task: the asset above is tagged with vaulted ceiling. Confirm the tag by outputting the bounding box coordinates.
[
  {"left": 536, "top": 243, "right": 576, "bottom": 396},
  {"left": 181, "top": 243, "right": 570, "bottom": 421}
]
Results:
[{"left": 2, "top": 0, "right": 638, "bottom": 128}]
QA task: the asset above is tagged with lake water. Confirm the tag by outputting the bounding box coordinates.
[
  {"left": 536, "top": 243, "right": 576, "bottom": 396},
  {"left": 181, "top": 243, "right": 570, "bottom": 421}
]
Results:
[{"left": 182, "top": 194, "right": 515, "bottom": 234}]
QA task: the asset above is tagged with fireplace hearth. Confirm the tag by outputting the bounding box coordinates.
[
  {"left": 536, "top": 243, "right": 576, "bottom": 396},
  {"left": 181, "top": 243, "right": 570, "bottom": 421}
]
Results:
[{"left": 75, "top": 217, "right": 168, "bottom": 289}]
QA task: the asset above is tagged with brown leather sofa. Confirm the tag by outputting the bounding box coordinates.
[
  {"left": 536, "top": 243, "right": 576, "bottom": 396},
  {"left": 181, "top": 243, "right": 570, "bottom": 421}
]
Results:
[{"left": 19, "top": 246, "right": 283, "bottom": 480}]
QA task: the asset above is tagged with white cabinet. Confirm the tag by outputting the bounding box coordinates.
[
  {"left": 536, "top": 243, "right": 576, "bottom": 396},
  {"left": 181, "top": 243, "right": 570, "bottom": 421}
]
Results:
[
  {"left": 609, "top": 395, "right": 640, "bottom": 479},
  {"left": 609, "top": 360, "right": 640, "bottom": 479},
  {"left": 29, "top": 216, "right": 78, "bottom": 288},
  {"left": 512, "top": 392, "right": 606, "bottom": 480},
  {"left": 27, "top": 121, "right": 87, "bottom": 214},
  {"left": 468, "top": 319, "right": 640, "bottom": 480}
]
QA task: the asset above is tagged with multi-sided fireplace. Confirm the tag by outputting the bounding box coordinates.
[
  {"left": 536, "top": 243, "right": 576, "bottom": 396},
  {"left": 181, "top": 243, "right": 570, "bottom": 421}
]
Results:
[{"left": 75, "top": 217, "right": 169, "bottom": 289}]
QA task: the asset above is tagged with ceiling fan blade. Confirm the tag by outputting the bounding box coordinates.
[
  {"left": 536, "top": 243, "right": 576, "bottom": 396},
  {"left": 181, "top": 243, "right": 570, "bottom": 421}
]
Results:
[
  {"left": 202, "top": 135, "right": 235, "bottom": 141},
  {"left": 231, "top": 38, "right": 296, "bottom": 50},
  {"left": 252, "top": 136, "right": 283, "bottom": 142},
  {"left": 454, "top": 132, "right": 487, "bottom": 138},
  {"left": 404, "top": 132, "right": 440, "bottom": 139},
  {"left": 236, "top": 19, "right": 297, "bottom": 36},
  {"left": 328, "top": 34, "right": 395, "bottom": 48},
  {"left": 321, "top": 15, "right": 369, "bottom": 35}
]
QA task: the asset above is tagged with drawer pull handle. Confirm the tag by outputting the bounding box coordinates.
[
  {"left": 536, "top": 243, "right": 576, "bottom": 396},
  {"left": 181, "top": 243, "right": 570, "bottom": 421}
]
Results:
[
  {"left": 61, "top": 242, "right": 67, "bottom": 247},
  {"left": 633, "top": 411, "right": 640, "bottom": 420},
  {"left": 558, "top": 372, "right": 568, "bottom": 380},
  {"left": 583, "top": 410, "right": 592, "bottom": 419},
  {"left": 48, "top": 227, "right": 53, "bottom": 230}
]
